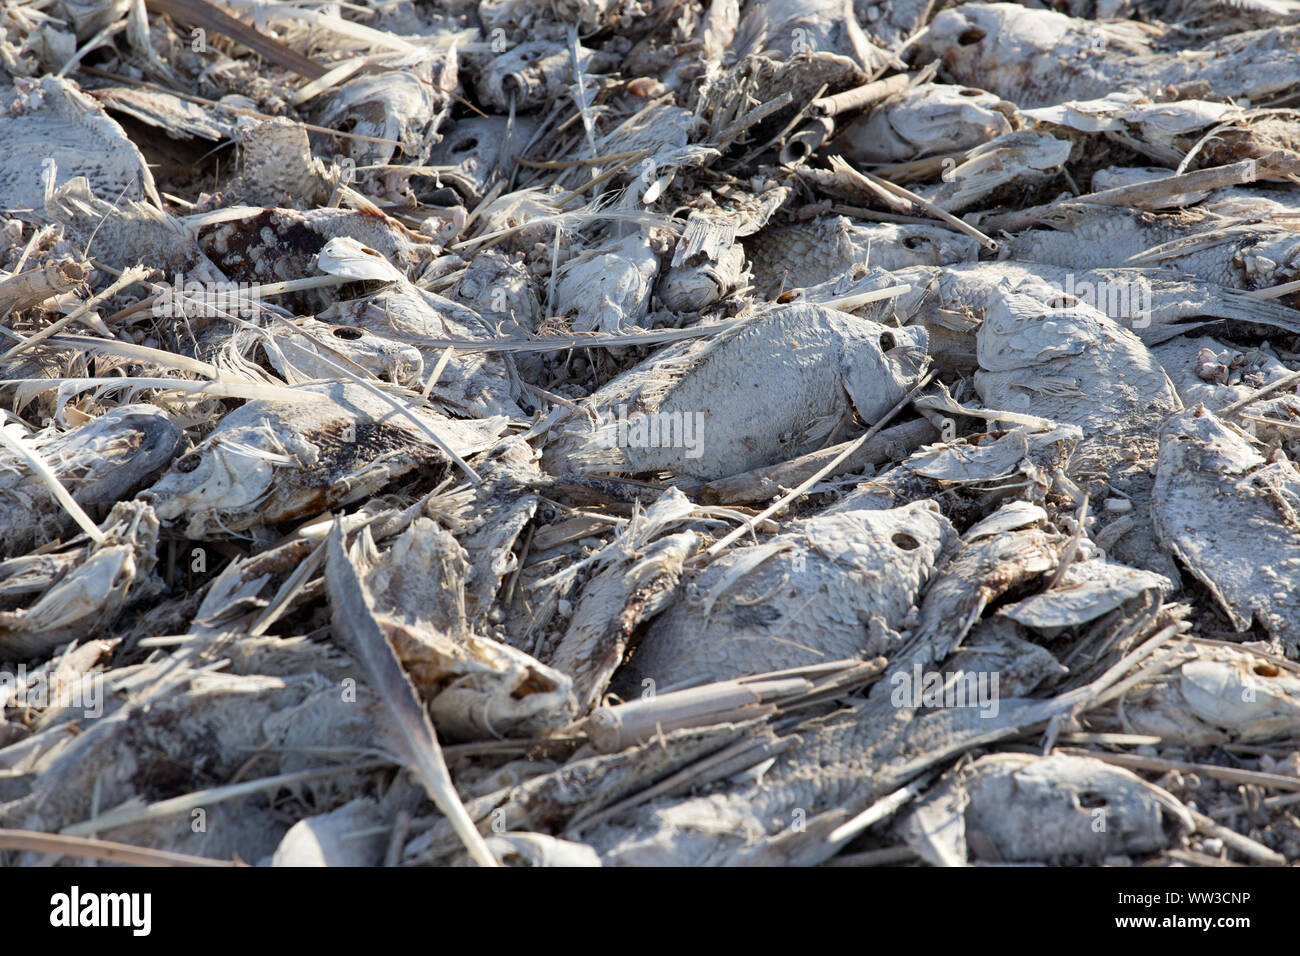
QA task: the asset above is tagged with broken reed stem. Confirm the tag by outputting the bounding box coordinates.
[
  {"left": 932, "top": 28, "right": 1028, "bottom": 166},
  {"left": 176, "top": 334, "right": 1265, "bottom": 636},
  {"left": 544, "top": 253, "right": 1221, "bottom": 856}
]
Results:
[
  {"left": 825, "top": 773, "right": 935, "bottom": 846},
  {"left": 81, "top": 67, "right": 403, "bottom": 147},
  {"left": 0, "top": 828, "right": 240, "bottom": 867},
  {"left": 1248, "top": 277, "right": 1300, "bottom": 299},
  {"left": 515, "top": 150, "right": 649, "bottom": 170},
  {"left": 1220, "top": 368, "right": 1300, "bottom": 415},
  {"left": 715, "top": 92, "right": 794, "bottom": 148},
  {"left": 984, "top": 150, "right": 1300, "bottom": 233},
  {"left": 811, "top": 73, "right": 914, "bottom": 117},
  {"left": 0, "top": 258, "right": 90, "bottom": 313},
  {"left": 1057, "top": 747, "right": 1300, "bottom": 793},
  {"left": 702, "top": 371, "right": 935, "bottom": 559},
  {"left": 857, "top": 170, "right": 999, "bottom": 251},
  {"left": 60, "top": 760, "right": 394, "bottom": 837},
  {"left": 553, "top": 150, "right": 650, "bottom": 207},
  {"left": 144, "top": 0, "right": 328, "bottom": 80},
  {"left": 1186, "top": 808, "right": 1286, "bottom": 866},
  {"left": 0, "top": 265, "right": 154, "bottom": 364}
]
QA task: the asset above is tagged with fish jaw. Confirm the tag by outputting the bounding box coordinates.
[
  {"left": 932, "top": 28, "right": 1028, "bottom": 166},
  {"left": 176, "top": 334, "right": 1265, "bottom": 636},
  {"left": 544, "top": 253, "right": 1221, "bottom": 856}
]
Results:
[{"left": 145, "top": 431, "right": 278, "bottom": 536}]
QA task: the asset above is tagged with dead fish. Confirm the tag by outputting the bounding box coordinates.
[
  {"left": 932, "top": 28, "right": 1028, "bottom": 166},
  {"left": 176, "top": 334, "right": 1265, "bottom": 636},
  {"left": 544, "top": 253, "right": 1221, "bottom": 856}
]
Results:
[
  {"left": 852, "top": 0, "right": 935, "bottom": 51},
  {"left": 429, "top": 115, "right": 539, "bottom": 203},
  {"left": 918, "top": 131, "right": 1071, "bottom": 214},
  {"left": 998, "top": 559, "right": 1172, "bottom": 632},
  {"left": 836, "top": 82, "right": 1015, "bottom": 165},
  {"left": 326, "top": 281, "right": 526, "bottom": 418},
  {"left": 546, "top": 492, "right": 700, "bottom": 710},
  {"left": 733, "top": 0, "right": 889, "bottom": 73},
  {"left": 974, "top": 287, "right": 1183, "bottom": 576},
  {"left": 456, "top": 438, "right": 542, "bottom": 630},
  {"left": 822, "top": 423, "right": 1081, "bottom": 521},
  {"left": 615, "top": 500, "right": 956, "bottom": 689},
  {"left": 554, "top": 232, "right": 659, "bottom": 333},
  {"left": 1005, "top": 203, "right": 1300, "bottom": 293},
  {"left": 42, "top": 177, "right": 221, "bottom": 279},
  {"left": 895, "top": 260, "right": 1300, "bottom": 351},
  {"left": 408, "top": 721, "right": 756, "bottom": 863},
  {"left": 196, "top": 206, "right": 438, "bottom": 309},
  {"left": 230, "top": 118, "right": 333, "bottom": 208},
  {"left": 591, "top": 104, "right": 717, "bottom": 202},
  {"left": 143, "top": 381, "right": 507, "bottom": 538},
  {"left": 318, "top": 55, "right": 458, "bottom": 168},
  {"left": 0, "top": 404, "right": 181, "bottom": 558},
  {"left": 273, "top": 799, "right": 389, "bottom": 867},
  {"left": 452, "top": 249, "right": 542, "bottom": 339},
  {"left": 900, "top": 753, "right": 1190, "bottom": 865},
  {"left": 1022, "top": 93, "right": 1244, "bottom": 169},
  {"left": 350, "top": 519, "right": 578, "bottom": 739},
  {"left": 658, "top": 186, "right": 788, "bottom": 312},
  {"left": 920, "top": 3, "right": 1300, "bottom": 109},
  {"left": 1126, "top": 643, "right": 1300, "bottom": 745},
  {"left": 586, "top": 664, "right": 1143, "bottom": 865},
  {"left": 475, "top": 42, "right": 616, "bottom": 111},
  {"left": 658, "top": 242, "right": 748, "bottom": 313},
  {"left": 0, "top": 661, "right": 372, "bottom": 860},
  {"left": 880, "top": 501, "right": 1059, "bottom": 681},
  {"left": 745, "top": 216, "right": 979, "bottom": 295},
  {"left": 702, "top": 52, "right": 863, "bottom": 145},
  {"left": 0, "top": 76, "right": 158, "bottom": 216},
  {"left": 0, "top": 501, "right": 161, "bottom": 660},
  {"left": 263, "top": 316, "right": 424, "bottom": 388},
  {"left": 944, "top": 618, "right": 1067, "bottom": 697},
  {"left": 91, "top": 84, "right": 236, "bottom": 142},
  {"left": 1152, "top": 406, "right": 1300, "bottom": 651},
  {"left": 449, "top": 252, "right": 544, "bottom": 390},
  {"left": 542, "top": 298, "right": 928, "bottom": 482}
]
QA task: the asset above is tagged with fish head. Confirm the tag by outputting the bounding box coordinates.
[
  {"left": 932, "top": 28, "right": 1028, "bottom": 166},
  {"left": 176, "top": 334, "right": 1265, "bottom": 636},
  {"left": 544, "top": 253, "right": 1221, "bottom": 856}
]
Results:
[
  {"left": 858, "top": 223, "right": 981, "bottom": 271},
  {"left": 839, "top": 318, "right": 930, "bottom": 422},
  {"left": 143, "top": 426, "right": 278, "bottom": 537},
  {"left": 657, "top": 244, "right": 748, "bottom": 312},
  {"left": 273, "top": 319, "right": 425, "bottom": 388},
  {"left": 842, "top": 83, "right": 1015, "bottom": 163}
]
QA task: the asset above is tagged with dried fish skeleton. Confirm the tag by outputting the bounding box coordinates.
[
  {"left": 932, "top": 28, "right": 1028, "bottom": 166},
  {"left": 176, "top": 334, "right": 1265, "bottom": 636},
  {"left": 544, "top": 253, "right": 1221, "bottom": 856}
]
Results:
[
  {"left": 143, "top": 382, "right": 507, "bottom": 537},
  {"left": 1153, "top": 407, "right": 1300, "bottom": 650},
  {"left": 0, "top": 404, "right": 179, "bottom": 557},
  {"left": 745, "top": 217, "right": 979, "bottom": 295}
]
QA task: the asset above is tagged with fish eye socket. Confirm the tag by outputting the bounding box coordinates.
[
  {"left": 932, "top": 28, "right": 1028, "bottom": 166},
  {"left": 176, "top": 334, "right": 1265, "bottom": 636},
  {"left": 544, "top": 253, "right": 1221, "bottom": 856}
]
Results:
[
  {"left": 176, "top": 455, "right": 201, "bottom": 473},
  {"left": 892, "top": 533, "right": 920, "bottom": 551},
  {"left": 452, "top": 137, "right": 478, "bottom": 154},
  {"left": 903, "top": 236, "right": 927, "bottom": 250},
  {"left": 880, "top": 331, "right": 897, "bottom": 351},
  {"left": 958, "top": 27, "right": 985, "bottom": 45},
  {"left": 333, "top": 327, "right": 364, "bottom": 340}
]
